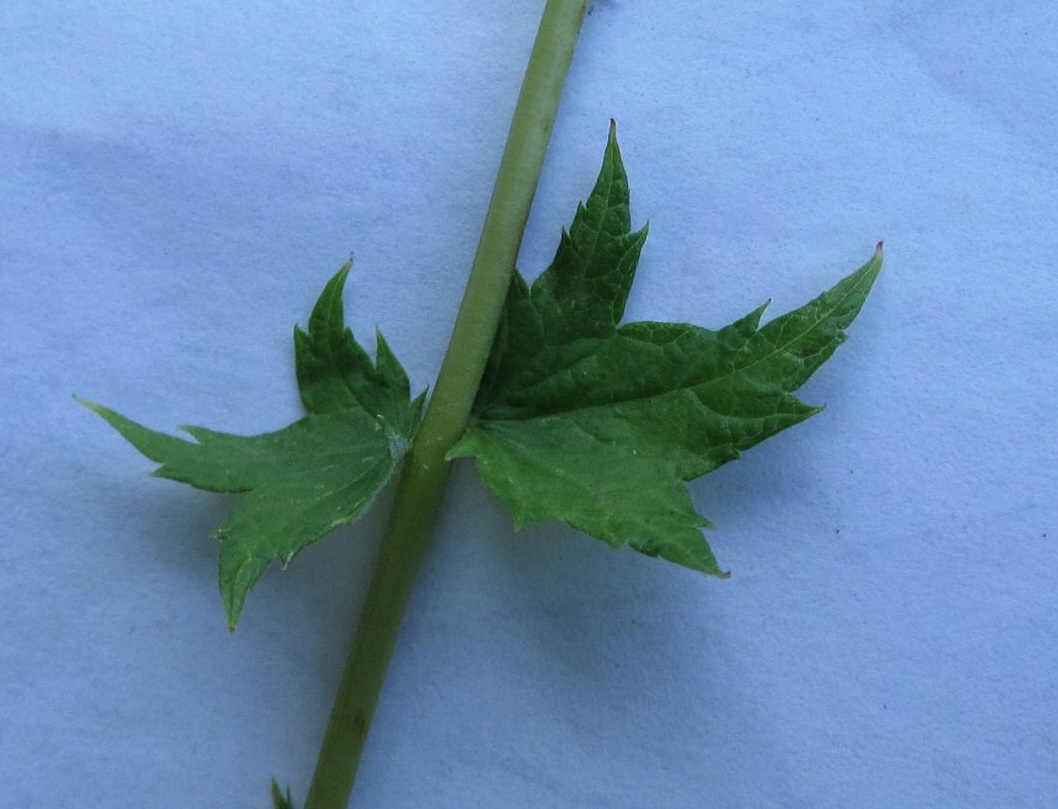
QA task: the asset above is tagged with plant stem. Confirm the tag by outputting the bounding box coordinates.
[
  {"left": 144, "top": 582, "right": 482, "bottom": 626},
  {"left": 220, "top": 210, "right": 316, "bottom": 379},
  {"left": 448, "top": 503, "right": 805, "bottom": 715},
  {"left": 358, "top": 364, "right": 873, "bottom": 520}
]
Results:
[{"left": 301, "top": 2, "right": 588, "bottom": 807}]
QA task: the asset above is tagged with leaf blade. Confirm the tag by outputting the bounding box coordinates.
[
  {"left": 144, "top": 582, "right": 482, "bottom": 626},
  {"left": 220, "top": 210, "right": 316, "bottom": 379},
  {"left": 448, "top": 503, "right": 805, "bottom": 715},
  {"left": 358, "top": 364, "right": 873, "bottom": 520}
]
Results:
[
  {"left": 81, "top": 267, "right": 422, "bottom": 628},
  {"left": 458, "top": 128, "right": 881, "bottom": 576}
]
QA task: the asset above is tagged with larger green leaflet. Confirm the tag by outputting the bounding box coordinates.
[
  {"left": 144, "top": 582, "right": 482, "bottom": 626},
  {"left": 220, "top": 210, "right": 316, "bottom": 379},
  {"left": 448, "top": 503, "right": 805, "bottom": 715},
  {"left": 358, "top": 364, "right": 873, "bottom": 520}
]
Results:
[
  {"left": 449, "top": 123, "right": 882, "bottom": 576},
  {"left": 83, "top": 125, "right": 879, "bottom": 627}
]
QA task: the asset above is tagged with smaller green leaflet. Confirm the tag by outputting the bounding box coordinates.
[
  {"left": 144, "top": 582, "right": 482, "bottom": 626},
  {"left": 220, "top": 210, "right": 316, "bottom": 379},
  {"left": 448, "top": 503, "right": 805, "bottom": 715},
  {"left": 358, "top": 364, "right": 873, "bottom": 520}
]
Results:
[
  {"left": 449, "top": 123, "right": 882, "bottom": 577},
  {"left": 80, "top": 267, "right": 425, "bottom": 629}
]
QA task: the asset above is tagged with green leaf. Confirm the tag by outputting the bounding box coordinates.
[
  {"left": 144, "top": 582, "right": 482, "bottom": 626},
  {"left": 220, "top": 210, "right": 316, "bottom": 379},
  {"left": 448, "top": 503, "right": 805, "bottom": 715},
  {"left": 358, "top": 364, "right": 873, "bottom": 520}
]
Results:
[
  {"left": 80, "top": 268, "right": 422, "bottom": 628},
  {"left": 451, "top": 124, "right": 882, "bottom": 576}
]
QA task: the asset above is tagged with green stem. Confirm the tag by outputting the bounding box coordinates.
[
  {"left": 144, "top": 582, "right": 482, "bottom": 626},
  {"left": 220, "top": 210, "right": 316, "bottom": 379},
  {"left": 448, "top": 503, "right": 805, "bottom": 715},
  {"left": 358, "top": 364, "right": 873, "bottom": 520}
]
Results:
[{"left": 301, "top": 2, "right": 588, "bottom": 807}]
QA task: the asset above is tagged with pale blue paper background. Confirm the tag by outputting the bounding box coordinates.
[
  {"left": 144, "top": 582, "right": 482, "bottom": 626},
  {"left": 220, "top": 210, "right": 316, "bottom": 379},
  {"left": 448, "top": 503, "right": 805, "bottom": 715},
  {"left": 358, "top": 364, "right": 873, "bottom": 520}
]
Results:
[{"left": 3, "top": 2, "right": 1056, "bottom": 807}]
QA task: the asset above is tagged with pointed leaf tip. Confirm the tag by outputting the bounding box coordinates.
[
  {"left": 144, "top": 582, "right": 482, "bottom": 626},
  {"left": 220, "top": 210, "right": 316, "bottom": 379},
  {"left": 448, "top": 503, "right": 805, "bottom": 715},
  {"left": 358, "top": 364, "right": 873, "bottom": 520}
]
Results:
[
  {"left": 295, "top": 264, "right": 422, "bottom": 436},
  {"left": 270, "top": 778, "right": 296, "bottom": 809},
  {"left": 606, "top": 119, "right": 621, "bottom": 156}
]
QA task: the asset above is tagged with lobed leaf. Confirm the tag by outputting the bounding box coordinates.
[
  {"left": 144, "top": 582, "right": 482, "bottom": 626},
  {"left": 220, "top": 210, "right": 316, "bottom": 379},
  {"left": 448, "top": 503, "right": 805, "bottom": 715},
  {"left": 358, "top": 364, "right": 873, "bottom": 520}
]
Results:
[
  {"left": 452, "top": 125, "right": 881, "bottom": 575},
  {"left": 81, "top": 268, "right": 422, "bottom": 628}
]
